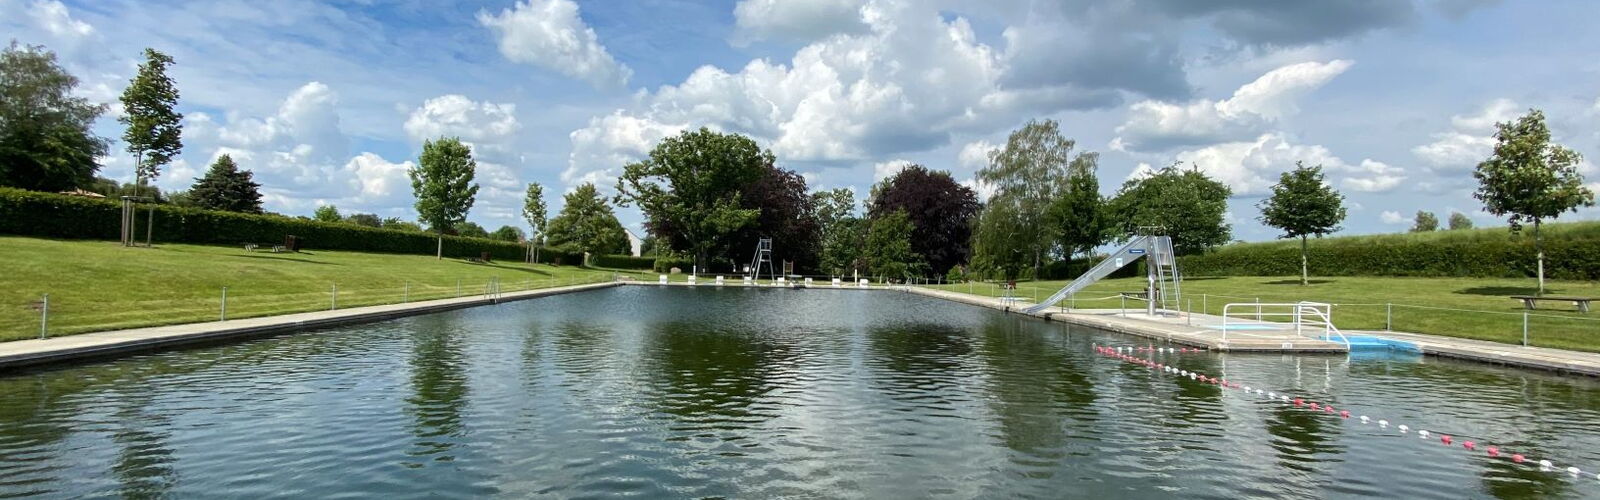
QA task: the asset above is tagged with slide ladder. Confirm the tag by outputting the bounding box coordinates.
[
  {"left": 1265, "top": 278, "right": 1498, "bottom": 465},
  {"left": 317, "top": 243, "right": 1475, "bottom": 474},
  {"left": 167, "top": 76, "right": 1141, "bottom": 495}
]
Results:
[{"left": 1022, "top": 234, "right": 1182, "bottom": 315}]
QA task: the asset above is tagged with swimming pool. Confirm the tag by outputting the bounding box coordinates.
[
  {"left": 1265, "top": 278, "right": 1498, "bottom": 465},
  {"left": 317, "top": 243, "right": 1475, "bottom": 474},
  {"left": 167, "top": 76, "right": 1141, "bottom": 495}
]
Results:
[{"left": 1, "top": 286, "right": 1596, "bottom": 498}]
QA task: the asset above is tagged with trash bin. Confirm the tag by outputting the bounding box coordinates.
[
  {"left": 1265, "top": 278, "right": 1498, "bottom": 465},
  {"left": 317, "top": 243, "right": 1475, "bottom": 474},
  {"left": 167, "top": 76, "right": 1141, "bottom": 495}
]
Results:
[{"left": 283, "top": 235, "right": 299, "bottom": 252}]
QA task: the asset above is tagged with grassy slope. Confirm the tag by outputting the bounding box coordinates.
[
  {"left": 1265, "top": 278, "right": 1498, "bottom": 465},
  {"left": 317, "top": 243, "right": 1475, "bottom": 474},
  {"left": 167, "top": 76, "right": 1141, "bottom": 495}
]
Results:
[
  {"left": 929, "top": 275, "right": 1600, "bottom": 351},
  {"left": 0, "top": 236, "right": 615, "bottom": 341}
]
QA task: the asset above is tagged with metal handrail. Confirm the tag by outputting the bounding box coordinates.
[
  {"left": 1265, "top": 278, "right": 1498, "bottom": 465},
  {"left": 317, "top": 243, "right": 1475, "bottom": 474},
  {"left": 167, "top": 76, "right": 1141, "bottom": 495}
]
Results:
[{"left": 1221, "top": 301, "right": 1349, "bottom": 347}]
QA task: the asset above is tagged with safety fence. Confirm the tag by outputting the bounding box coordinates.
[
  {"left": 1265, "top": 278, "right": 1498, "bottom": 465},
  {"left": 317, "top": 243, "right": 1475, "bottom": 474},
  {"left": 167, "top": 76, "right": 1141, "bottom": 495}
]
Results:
[
  {"left": 6, "top": 274, "right": 617, "bottom": 342},
  {"left": 915, "top": 282, "right": 1600, "bottom": 353}
]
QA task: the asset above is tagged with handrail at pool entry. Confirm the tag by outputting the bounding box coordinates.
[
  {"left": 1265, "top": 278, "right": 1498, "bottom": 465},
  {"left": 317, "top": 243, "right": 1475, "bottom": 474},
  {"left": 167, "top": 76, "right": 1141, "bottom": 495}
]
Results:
[{"left": 1222, "top": 301, "right": 1350, "bottom": 348}]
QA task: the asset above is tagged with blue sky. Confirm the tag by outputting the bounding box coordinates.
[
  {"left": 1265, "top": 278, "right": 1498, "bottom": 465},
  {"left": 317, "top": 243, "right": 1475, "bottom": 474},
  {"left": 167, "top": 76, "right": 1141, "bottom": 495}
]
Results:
[{"left": 4, "top": 0, "right": 1598, "bottom": 241}]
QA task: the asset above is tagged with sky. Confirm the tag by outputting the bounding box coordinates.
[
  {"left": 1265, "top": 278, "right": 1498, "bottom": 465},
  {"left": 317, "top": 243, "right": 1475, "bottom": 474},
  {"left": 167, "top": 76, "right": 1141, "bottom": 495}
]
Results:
[{"left": 4, "top": 0, "right": 1599, "bottom": 242}]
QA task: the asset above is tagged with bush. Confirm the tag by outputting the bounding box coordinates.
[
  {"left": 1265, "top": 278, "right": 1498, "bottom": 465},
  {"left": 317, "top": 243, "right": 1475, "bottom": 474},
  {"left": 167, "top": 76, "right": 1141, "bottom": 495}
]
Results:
[
  {"left": 0, "top": 187, "right": 583, "bottom": 263},
  {"left": 653, "top": 256, "right": 693, "bottom": 274},
  {"left": 590, "top": 253, "right": 653, "bottom": 269},
  {"left": 1179, "top": 229, "right": 1600, "bottom": 280}
]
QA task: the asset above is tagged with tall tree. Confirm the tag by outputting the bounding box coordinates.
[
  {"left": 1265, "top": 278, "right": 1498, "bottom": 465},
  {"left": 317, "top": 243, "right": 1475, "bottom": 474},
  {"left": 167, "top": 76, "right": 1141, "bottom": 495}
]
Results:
[
  {"left": 522, "top": 182, "right": 547, "bottom": 263},
  {"left": 813, "top": 188, "right": 863, "bottom": 277},
  {"left": 188, "top": 154, "right": 263, "bottom": 213},
  {"left": 345, "top": 213, "right": 382, "bottom": 227},
  {"left": 313, "top": 204, "right": 342, "bottom": 223},
  {"left": 1257, "top": 162, "right": 1347, "bottom": 285},
  {"left": 977, "top": 119, "right": 1092, "bottom": 277},
  {"left": 410, "top": 137, "right": 479, "bottom": 259},
  {"left": 1048, "top": 158, "right": 1106, "bottom": 260},
  {"left": 863, "top": 209, "right": 923, "bottom": 280},
  {"left": 731, "top": 164, "right": 820, "bottom": 273},
  {"left": 971, "top": 197, "right": 1029, "bottom": 279},
  {"left": 119, "top": 48, "right": 183, "bottom": 194},
  {"left": 1448, "top": 212, "right": 1474, "bottom": 230},
  {"left": 1409, "top": 210, "right": 1438, "bottom": 232},
  {"left": 1473, "top": 109, "right": 1596, "bottom": 295},
  {"left": 615, "top": 128, "right": 768, "bottom": 270},
  {"left": 491, "top": 225, "right": 525, "bottom": 242},
  {"left": 0, "top": 42, "right": 109, "bottom": 191},
  {"left": 546, "top": 183, "right": 629, "bottom": 258},
  {"left": 455, "top": 221, "right": 489, "bottom": 239},
  {"left": 1107, "top": 164, "right": 1231, "bottom": 255},
  {"left": 868, "top": 165, "right": 979, "bottom": 275}
]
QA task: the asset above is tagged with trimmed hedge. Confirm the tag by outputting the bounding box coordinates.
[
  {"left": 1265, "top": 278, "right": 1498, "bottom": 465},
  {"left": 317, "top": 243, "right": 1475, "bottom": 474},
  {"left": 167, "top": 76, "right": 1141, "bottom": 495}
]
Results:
[
  {"left": 1040, "top": 256, "right": 1142, "bottom": 281},
  {"left": 653, "top": 256, "right": 693, "bottom": 274},
  {"left": 1178, "top": 237, "right": 1600, "bottom": 280},
  {"left": 0, "top": 187, "right": 584, "bottom": 264},
  {"left": 591, "top": 254, "right": 654, "bottom": 269}
]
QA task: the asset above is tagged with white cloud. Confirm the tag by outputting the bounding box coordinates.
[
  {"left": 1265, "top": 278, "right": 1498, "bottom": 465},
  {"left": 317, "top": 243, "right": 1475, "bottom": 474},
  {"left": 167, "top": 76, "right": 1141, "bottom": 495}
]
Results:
[
  {"left": 956, "top": 140, "right": 996, "bottom": 170},
  {"left": 1380, "top": 210, "right": 1405, "bottom": 224},
  {"left": 872, "top": 159, "right": 913, "bottom": 182},
  {"left": 566, "top": 2, "right": 1055, "bottom": 191},
  {"left": 732, "top": 0, "right": 866, "bottom": 45},
  {"left": 1340, "top": 159, "right": 1407, "bottom": 193},
  {"left": 477, "top": 0, "right": 632, "bottom": 89},
  {"left": 1172, "top": 133, "right": 1404, "bottom": 195},
  {"left": 1113, "top": 60, "right": 1353, "bottom": 152},
  {"left": 960, "top": 177, "right": 996, "bottom": 202},
  {"left": 1412, "top": 98, "right": 1517, "bottom": 171},
  {"left": 27, "top": 0, "right": 92, "bottom": 39},
  {"left": 563, "top": 111, "right": 685, "bottom": 189},
  {"left": 404, "top": 95, "right": 520, "bottom": 145}
]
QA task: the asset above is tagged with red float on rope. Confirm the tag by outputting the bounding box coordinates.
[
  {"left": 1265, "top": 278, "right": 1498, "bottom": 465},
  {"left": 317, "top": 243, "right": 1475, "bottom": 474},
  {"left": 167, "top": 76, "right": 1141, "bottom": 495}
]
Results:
[{"left": 1442, "top": 435, "right": 1453, "bottom": 445}]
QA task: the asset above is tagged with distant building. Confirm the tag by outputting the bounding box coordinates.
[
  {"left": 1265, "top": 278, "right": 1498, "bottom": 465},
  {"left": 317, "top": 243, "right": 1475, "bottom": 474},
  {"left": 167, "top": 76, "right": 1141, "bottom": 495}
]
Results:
[{"left": 624, "top": 228, "right": 644, "bottom": 257}]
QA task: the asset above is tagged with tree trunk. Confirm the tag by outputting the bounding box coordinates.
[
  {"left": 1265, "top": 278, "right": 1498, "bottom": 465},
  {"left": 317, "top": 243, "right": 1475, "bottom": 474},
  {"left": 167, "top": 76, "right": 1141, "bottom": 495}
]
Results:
[
  {"left": 1535, "top": 219, "right": 1545, "bottom": 296},
  {"left": 436, "top": 233, "right": 443, "bottom": 260},
  {"left": 533, "top": 235, "right": 540, "bottom": 264},
  {"left": 1300, "top": 235, "right": 1308, "bottom": 286}
]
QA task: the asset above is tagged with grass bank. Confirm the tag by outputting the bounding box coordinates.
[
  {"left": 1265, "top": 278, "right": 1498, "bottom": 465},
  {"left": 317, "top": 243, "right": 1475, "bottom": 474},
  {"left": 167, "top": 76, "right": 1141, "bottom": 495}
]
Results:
[
  {"left": 0, "top": 236, "right": 615, "bottom": 341},
  {"left": 929, "top": 276, "right": 1600, "bottom": 352}
]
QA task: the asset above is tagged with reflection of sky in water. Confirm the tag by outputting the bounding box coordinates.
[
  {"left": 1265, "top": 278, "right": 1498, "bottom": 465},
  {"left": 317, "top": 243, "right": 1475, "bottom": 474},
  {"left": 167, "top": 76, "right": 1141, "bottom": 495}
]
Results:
[{"left": 0, "top": 286, "right": 1597, "bottom": 499}]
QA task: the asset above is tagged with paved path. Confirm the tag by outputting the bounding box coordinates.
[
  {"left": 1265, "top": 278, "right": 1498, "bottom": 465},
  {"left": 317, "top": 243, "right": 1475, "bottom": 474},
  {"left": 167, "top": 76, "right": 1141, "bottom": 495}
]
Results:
[
  {"left": 0, "top": 281, "right": 619, "bottom": 371},
  {"left": 903, "top": 286, "right": 1600, "bottom": 376}
]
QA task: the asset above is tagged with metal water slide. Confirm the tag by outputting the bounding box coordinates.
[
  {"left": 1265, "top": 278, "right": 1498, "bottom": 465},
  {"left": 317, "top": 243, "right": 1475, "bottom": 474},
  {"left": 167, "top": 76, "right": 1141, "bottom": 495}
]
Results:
[{"left": 1022, "top": 234, "right": 1183, "bottom": 315}]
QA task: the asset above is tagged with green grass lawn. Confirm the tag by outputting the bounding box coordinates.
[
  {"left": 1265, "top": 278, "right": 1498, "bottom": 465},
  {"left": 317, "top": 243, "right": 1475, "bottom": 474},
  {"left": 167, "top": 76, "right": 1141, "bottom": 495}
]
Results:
[
  {"left": 929, "top": 275, "right": 1600, "bottom": 352},
  {"left": 0, "top": 236, "right": 617, "bottom": 341}
]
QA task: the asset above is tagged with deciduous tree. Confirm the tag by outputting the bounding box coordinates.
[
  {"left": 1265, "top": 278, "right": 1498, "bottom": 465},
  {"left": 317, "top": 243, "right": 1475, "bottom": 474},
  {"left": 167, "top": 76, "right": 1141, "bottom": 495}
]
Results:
[
  {"left": 1257, "top": 162, "right": 1347, "bottom": 285},
  {"left": 1448, "top": 212, "right": 1474, "bottom": 230},
  {"left": 1473, "top": 109, "right": 1596, "bottom": 294},
  {"left": 0, "top": 43, "right": 109, "bottom": 191},
  {"left": 313, "top": 205, "right": 342, "bottom": 223},
  {"left": 976, "top": 119, "right": 1092, "bottom": 277},
  {"left": 523, "top": 182, "right": 547, "bottom": 263},
  {"left": 1409, "top": 211, "right": 1438, "bottom": 232},
  {"left": 1048, "top": 158, "right": 1106, "bottom": 260},
  {"left": 813, "top": 188, "right": 863, "bottom": 277},
  {"left": 864, "top": 209, "right": 923, "bottom": 280},
  {"left": 410, "top": 137, "right": 479, "bottom": 259},
  {"left": 731, "top": 164, "right": 819, "bottom": 273},
  {"left": 1107, "top": 164, "right": 1231, "bottom": 255},
  {"left": 546, "top": 183, "right": 630, "bottom": 258},
  {"left": 119, "top": 48, "right": 182, "bottom": 194},
  {"left": 491, "top": 225, "right": 525, "bottom": 242},
  {"left": 869, "top": 165, "right": 979, "bottom": 275},
  {"left": 615, "top": 128, "right": 767, "bottom": 270}
]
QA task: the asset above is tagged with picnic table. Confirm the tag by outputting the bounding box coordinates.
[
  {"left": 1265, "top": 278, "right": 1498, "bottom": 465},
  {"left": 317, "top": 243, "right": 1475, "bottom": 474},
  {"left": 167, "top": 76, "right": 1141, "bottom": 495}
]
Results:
[{"left": 1510, "top": 295, "right": 1593, "bottom": 313}]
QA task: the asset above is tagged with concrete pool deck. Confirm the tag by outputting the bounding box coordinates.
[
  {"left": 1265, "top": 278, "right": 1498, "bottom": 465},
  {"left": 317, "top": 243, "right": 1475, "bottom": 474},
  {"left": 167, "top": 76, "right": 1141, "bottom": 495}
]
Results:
[
  {"left": 3, "top": 278, "right": 1598, "bottom": 377},
  {"left": 900, "top": 285, "right": 1600, "bottom": 376},
  {"left": 0, "top": 281, "right": 620, "bottom": 371}
]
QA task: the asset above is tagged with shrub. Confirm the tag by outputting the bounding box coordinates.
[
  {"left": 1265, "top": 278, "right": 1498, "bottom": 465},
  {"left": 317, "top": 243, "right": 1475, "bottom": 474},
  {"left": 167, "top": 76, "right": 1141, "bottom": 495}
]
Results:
[
  {"left": 653, "top": 256, "right": 693, "bottom": 274},
  {"left": 0, "top": 187, "right": 583, "bottom": 263},
  {"left": 590, "top": 254, "right": 653, "bottom": 269}
]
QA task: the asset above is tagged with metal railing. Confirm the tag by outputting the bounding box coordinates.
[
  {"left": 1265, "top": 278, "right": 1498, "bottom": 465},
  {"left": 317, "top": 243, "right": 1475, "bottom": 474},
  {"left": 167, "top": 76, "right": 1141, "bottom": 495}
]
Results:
[{"left": 1222, "top": 301, "right": 1350, "bottom": 347}]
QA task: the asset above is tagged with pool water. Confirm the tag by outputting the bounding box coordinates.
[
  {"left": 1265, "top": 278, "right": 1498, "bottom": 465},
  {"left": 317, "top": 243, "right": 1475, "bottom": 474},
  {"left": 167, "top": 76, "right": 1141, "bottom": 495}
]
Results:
[{"left": 2, "top": 286, "right": 1598, "bottom": 498}]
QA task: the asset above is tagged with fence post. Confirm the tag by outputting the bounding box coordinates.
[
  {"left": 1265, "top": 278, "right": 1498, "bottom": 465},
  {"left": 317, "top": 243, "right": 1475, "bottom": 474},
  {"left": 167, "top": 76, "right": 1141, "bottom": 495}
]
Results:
[
  {"left": 1202, "top": 294, "right": 1207, "bottom": 316},
  {"left": 1255, "top": 297, "right": 1261, "bottom": 321},
  {"left": 456, "top": 279, "right": 461, "bottom": 298},
  {"left": 1187, "top": 298, "right": 1192, "bottom": 326},
  {"left": 330, "top": 283, "right": 337, "bottom": 310},
  {"left": 404, "top": 282, "right": 409, "bottom": 303},
  {"left": 39, "top": 293, "right": 49, "bottom": 339},
  {"left": 220, "top": 287, "right": 228, "bottom": 321},
  {"left": 1522, "top": 311, "right": 1529, "bottom": 346},
  {"left": 1120, "top": 295, "right": 1126, "bottom": 317},
  {"left": 1385, "top": 303, "right": 1392, "bottom": 332}
]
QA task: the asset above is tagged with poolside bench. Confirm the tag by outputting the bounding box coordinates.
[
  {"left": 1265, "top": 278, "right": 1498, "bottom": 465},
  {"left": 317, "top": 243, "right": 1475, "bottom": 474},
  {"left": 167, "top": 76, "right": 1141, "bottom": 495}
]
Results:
[{"left": 1510, "top": 295, "right": 1593, "bottom": 313}]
